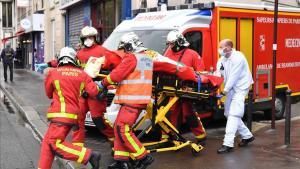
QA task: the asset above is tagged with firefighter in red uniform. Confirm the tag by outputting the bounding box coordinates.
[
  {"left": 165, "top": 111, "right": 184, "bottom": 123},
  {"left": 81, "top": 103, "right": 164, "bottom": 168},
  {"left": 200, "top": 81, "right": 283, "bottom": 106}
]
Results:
[
  {"left": 38, "top": 47, "right": 102, "bottom": 169},
  {"left": 72, "top": 26, "right": 117, "bottom": 146},
  {"left": 99, "top": 32, "right": 154, "bottom": 169},
  {"left": 164, "top": 30, "right": 207, "bottom": 144}
]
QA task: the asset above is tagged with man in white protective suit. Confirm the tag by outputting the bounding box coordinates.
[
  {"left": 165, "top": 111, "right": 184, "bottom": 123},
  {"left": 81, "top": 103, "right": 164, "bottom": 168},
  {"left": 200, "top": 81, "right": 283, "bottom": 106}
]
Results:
[{"left": 216, "top": 39, "right": 255, "bottom": 154}]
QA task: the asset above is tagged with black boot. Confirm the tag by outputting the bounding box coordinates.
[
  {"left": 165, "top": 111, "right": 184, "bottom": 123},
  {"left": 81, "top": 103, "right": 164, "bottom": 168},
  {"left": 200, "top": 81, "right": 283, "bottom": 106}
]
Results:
[
  {"left": 239, "top": 136, "right": 255, "bottom": 147},
  {"left": 107, "top": 161, "right": 130, "bottom": 169},
  {"left": 196, "top": 137, "right": 207, "bottom": 146},
  {"left": 89, "top": 151, "right": 101, "bottom": 169},
  {"left": 135, "top": 155, "right": 154, "bottom": 169},
  {"left": 217, "top": 145, "right": 234, "bottom": 154}
]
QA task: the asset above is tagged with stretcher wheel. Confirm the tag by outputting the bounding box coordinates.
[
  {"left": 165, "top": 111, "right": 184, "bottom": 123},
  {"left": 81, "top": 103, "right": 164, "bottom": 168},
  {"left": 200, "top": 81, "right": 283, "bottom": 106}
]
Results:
[{"left": 191, "top": 148, "right": 200, "bottom": 157}]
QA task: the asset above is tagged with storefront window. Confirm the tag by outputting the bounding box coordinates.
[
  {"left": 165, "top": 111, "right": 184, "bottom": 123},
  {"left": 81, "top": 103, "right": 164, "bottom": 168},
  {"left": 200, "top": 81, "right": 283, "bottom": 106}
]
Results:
[
  {"left": 104, "top": 1, "right": 114, "bottom": 38},
  {"left": 92, "top": 0, "right": 121, "bottom": 43}
]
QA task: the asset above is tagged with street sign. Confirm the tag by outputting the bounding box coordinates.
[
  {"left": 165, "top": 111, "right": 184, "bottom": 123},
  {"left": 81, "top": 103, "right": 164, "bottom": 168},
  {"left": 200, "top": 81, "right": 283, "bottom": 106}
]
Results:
[{"left": 20, "top": 18, "right": 31, "bottom": 30}]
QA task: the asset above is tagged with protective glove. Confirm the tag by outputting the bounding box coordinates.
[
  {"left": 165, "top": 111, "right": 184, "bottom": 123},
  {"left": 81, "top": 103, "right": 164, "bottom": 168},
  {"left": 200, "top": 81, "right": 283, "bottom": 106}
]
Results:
[
  {"left": 222, "top": 90, "right": 228, "bottom": 96},
  {"left": 95, "top": 81, "right": 105, "bottom": 92},
  {"left": 96, "top": 89, "right": 108, "bottom": 101},
  {"left": 82, "top": 91, "right": 89, "bottom": 99}
]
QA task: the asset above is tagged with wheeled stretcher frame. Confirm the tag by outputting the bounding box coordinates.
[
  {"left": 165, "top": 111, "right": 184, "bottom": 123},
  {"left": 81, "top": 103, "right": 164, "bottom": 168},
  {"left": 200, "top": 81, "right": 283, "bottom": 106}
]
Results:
[
  {"left": 132, "top": 72, "right": 218, "bottom": 156},
  {"left": 98, "top": 71, "right": 219, "bottom": 157}
]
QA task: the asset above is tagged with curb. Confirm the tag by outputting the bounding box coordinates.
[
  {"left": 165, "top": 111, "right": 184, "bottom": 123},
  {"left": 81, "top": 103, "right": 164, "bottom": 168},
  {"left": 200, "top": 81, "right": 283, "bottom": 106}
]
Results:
[{"left": 0, "top": 82, "right": 75, "bottom": 169}]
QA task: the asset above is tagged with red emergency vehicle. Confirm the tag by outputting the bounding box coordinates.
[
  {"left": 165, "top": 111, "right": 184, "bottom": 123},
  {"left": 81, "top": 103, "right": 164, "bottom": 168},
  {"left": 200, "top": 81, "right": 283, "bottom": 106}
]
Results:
[{"left": 103, "top": 1, "right": 300, "bottom": 120}]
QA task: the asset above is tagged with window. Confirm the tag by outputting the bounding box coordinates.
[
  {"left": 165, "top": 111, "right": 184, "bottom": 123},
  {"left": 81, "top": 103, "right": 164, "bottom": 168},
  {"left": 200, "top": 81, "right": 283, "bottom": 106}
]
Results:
[
  {"left": 103, "top": 30, "right": 170, "bottom": 54},
  {"left": 184, "top": 31, "right": 203, "bottom": 56},
  {"left": 185, "top": 0, "right": 196, "bottom": 4},
  {"left": 51, "top": 20, "right": 56, "bottom": 57},
  {"left": 2, "top": 2, "right": 13, "bottom": 27},
  {"left": 141, "top": 0, "right": 147, "bottom": 8}
]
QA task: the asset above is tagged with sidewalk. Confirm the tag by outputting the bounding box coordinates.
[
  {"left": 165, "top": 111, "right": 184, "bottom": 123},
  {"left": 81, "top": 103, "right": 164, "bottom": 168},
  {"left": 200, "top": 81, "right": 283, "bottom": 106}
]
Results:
[{"left": 0, "top": 66, "right": 300, "bottom": 169}]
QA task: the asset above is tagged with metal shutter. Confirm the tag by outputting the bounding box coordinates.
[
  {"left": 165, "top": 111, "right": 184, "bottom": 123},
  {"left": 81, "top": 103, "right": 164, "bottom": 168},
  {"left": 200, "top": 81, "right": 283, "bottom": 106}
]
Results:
[{"left": 68, "top": 3, "right": 84, "bottom": 48}]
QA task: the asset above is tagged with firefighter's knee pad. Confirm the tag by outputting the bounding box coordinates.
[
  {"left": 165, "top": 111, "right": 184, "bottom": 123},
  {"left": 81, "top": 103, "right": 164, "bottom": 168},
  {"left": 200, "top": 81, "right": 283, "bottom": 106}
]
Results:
[
  {"left": 92, "top": 117, "right": 106, "bottom": 130},
  {"left": 186, "top": 115, "right": 199, "bottom": 128}
]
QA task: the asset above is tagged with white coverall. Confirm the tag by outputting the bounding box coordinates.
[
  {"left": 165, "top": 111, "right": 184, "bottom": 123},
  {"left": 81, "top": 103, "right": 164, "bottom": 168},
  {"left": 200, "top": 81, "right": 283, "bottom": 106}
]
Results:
[{"left": 216, "top": 49, "right": 254, "bottom": 147}]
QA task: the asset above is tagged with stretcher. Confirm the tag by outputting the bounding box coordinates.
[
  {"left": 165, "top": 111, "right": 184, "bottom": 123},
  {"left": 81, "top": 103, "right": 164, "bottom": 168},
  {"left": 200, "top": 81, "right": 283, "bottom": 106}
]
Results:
[{"left": 132, "top": 70, "right": 222, "bottom": 156}]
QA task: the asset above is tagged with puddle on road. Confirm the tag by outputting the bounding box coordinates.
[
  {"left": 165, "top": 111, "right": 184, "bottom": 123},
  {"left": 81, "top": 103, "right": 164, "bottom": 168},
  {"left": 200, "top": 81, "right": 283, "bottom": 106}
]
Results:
[
  {"left": 0, "top": 91, "right": 26, "bottom": 127},
  {"left": 3, "top": 96, "right": 15, "bottom": 114}
]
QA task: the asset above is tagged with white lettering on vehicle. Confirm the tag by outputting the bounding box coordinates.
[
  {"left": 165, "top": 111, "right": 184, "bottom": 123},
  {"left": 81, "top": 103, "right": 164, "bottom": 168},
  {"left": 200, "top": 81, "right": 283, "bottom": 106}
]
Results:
[
  {"left": 256, "top": 17, "right": 300, "bottom": 24},
  {"left": 257, "top": 62, "right": 300, "bottom": 70},
  {"left": 285, "top": 39, "right": 300, "bottom": 48}
]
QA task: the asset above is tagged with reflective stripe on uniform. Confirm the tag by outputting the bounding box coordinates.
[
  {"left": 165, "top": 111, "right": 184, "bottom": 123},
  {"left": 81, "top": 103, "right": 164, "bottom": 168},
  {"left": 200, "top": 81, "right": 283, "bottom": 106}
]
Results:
[
  {"left": 47, "top": 112, "right": 77, "bottom": 119},
  {"left": 54, "top": 80, "right": 66, "bottom": 112},
  {"left": 115, "top": 95, "right": 151, "bottom": 101},
  {"left": 114, "top": 150, "right": 130, "bottom": 157},
  {"left": 124, "top": 125, "right": 145, "bottom": 157},
  {"left": 132, "top": 146, "right": 146, "bottom": 157},
  {"left": 121, "top": 79, "right": 152, "bottom": 84},
  {"left": 79, "top": 82, "right": 85, "bottom": 96},
  {"left": 106, "top": 75, "right": 115, "bottom": 85},
  {"left": 73, "top": 142, "right": 84, "bottom": 147},
  {"left": 55, "top": 139, "right": 86, "bottom": 163},
  {"left": 77, "top": 147, "right": 87, "bottom": 163},
  {"left": 80, "top": 63, "right": 86, "bottom": 68}
]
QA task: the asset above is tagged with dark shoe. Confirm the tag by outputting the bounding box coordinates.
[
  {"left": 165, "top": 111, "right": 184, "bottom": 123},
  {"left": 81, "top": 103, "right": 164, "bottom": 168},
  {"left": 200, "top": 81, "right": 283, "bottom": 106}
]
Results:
[
  {"left": 217, "top": 145, "right": 234, "bottom": 154},
  {"left": 89, "top": 151, "right": 101, "bottom": 169},
  {"left": 135, "top": 155, "right": 154, "bottom": 169},
  {"left": 107, "top": 161, "right": 130, "bottom": 169},
  {"left": 4, "top": 79, "right": 7, "bottom": 82},
  {"left": 196, "top": 137, "right": 207, "bottom": 146},
  {"left": 239, "top": 136, "right": 255, "bottom": 147}
]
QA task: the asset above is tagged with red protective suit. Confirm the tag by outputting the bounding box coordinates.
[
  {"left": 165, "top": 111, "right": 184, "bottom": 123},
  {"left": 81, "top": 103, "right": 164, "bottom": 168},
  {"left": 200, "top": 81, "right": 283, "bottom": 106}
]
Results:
[
  {"left": 164, "top": 48, "right": 205, "bottom": 72},
  {"left": 164, "top": 48, "right": 206, "bottom": 140},
  {"left": 39, "top": 65, "right": 99, "bottom": 169},
  {"left": 73, "top": 44, "right": 120, "bottom": 145},
  {"left": 102, "top": 52, "right": 150, "bottom": 161}
]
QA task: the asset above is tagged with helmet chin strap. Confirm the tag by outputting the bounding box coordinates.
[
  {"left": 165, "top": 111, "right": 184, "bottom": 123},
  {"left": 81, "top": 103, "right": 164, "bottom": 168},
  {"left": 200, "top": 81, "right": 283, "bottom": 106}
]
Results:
[{"left": 171, "top": 42, "right": 185, "bottom": 52}]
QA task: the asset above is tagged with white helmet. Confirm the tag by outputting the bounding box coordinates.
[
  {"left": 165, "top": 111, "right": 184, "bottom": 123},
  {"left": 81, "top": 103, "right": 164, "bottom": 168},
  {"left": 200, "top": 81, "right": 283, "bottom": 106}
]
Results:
[
  {"left": 57, "top": 47, "right": 77, "bottom": 66},
  {"left": 80, "top": 26, "right": 98, "bottom": 38},
  {"left": 118, "top": 32, "right": 144, "bottom": 52},
  {"left": 166, "top": 30, "right": 189, "bottom": 47}
]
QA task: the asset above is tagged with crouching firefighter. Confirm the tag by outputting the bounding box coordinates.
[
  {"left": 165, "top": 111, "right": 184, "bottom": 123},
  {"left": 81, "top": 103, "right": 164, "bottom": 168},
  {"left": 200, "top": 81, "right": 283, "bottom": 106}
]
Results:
[
  {"left": 99, "top": 32, "right": 154, "bottom": 169},
  {"left": 38, "top": 47, "right": 102, "bottom": 169}
]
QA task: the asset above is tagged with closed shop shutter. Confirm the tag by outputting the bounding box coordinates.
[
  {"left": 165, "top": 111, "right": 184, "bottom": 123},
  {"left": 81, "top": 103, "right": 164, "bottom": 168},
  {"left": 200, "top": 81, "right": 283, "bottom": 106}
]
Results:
[{"left": 68, "top": 3, "right": 84, "bottom": 47}]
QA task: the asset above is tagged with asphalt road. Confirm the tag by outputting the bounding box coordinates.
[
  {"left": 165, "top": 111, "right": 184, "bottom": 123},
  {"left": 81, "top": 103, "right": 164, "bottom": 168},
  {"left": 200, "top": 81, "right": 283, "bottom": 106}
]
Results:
[{"left": 0, "top": 94, "right": 62, "bottom": 169}]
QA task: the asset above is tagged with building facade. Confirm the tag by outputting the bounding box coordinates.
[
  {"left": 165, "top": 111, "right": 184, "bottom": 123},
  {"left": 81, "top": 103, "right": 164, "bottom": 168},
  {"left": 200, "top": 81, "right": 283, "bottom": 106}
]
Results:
[
  {"left": 60, "top": 0, "right": 123, "bottom": 48},
  {"left": 12, "top": 0, "right": 45, "bottom": 69},
  {"left": 43, "top": 0, "right": 65, "bottom": 63}
]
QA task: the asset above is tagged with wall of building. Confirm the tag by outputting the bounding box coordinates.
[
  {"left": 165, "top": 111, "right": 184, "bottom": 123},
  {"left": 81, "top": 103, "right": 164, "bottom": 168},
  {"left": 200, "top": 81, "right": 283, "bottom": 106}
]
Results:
[
  {"left": 43, "top": 1, "right": 65, "bottom": 62},
  {"left": 1, "top": 0, "right": 15, "bottom": 49}
]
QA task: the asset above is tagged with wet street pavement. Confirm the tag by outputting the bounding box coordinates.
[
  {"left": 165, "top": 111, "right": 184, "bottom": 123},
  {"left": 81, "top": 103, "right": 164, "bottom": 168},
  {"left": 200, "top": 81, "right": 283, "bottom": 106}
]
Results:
[
  {"left": 0, "top": 93, "right": 62, "bottom": 169},
  {"left": 1, "top": 68, "right": 300, "bottom": 169}
]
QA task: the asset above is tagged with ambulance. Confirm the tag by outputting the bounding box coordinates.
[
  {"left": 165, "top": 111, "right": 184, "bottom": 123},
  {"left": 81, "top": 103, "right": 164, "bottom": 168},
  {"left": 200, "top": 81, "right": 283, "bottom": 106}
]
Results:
[{"left": 102, "top": 1, "right": 300, "bottom": 120}]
